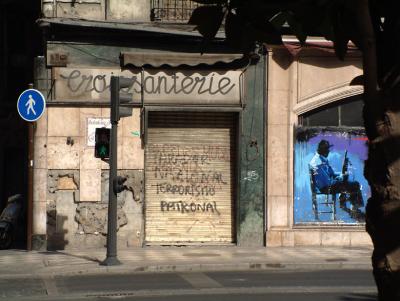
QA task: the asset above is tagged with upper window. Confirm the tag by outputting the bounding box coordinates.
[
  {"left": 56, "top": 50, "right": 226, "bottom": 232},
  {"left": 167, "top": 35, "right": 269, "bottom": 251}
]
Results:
[
  {"left": 151, "top": 0, "right": 201, "bottom": 22},
  {"left": 300, "top": 96, "right": 364, "bottom": 127}
]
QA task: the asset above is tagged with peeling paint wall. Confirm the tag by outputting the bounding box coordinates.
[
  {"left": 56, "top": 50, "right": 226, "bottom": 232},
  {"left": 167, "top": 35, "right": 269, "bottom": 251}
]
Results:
[
  {"left": 46, "top": 169, "right": 143, "bottom": 249},
  {"left": 108, "top": 0, "right": 150, "bottom": 21},
  {"left": 47, "top": 170, "right": 80, "bottom": 250},
  {"left": 42, "top": 107, "right": 144, "bottom": 250}
]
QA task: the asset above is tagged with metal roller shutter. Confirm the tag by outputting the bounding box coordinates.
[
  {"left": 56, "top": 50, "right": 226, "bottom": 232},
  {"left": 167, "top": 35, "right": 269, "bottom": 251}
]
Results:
[{"left": 145, "top": 111, "right": 236, "bottom": 244}]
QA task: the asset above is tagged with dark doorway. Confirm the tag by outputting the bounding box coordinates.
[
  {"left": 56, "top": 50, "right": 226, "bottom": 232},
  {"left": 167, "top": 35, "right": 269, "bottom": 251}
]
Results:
[{"left": 0, "top": 0, "right": 42, "bottom": 249}]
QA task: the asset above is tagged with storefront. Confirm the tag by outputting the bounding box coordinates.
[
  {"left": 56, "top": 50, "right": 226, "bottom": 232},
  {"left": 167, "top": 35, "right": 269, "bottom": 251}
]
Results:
[
  {"left": 265, "top": 42, "right": 372, "bottom": 247},
  {"left": 32, "top": 19, "right": 266, "bottom": 249},
  {"left": 145, "top": 110, "right": 237, "bottom": 243},
  {"left": 119, "top": 55, "right": 244, "bottom": 244}
]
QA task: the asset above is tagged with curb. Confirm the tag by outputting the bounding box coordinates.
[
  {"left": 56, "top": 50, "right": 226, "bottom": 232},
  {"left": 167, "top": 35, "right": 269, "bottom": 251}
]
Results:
[{"left": 0, "top": 261, "right": 372, "bottom": 279}]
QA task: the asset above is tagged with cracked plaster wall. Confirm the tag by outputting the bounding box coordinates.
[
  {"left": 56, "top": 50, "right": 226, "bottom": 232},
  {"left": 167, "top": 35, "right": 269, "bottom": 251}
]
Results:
[
  {"left": 47, "top": 169, "right": 143, "bottom": 249},
  {"left": 45, "top": 108, "right": 144, "bottom": 250}
]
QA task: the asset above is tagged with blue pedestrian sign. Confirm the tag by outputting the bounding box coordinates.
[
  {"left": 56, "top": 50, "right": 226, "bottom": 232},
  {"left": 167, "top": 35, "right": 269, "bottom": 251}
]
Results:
[{"left": 17, "top": 89, "right": 46, "bottom": 122}]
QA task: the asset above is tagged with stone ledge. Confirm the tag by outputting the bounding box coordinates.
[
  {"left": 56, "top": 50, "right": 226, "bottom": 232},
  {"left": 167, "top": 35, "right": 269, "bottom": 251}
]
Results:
[{"left": 266, "top": 229, "right": 372, "bottom": 247}]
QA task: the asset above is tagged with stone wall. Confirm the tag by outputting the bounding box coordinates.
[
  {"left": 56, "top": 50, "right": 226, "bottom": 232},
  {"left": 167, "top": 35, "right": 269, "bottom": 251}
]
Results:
[
  {"left": 47, "top": 170, "right": 80, "bottom": 250},
  {"left": 47, "top": 169, "right": 143, "bottom": 249},
  {"left": 43, "top": 108, "right": 144, "bottom": 250}
]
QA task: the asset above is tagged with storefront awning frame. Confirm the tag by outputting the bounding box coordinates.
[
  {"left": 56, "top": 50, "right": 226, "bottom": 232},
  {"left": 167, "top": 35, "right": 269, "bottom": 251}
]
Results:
[{"left": 120, "top": 52, "right": 245, "bottom": 68}]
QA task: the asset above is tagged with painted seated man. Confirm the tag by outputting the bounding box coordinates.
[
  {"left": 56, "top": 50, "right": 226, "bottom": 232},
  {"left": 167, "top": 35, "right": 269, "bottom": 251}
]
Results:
[{"left": 309, "top": 139, "right": 365, "bottom": 221}]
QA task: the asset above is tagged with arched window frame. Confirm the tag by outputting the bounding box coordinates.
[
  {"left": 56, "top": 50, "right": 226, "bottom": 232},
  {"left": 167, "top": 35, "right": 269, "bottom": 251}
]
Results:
[{"left": 294, "top": 84, "right": 364, "bottom": 128}]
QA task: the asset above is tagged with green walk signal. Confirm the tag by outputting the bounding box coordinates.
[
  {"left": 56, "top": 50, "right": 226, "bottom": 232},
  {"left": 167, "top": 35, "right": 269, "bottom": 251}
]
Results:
[
  {"left": 95, "top": 127, "right": 110, "bottom": 159},
  {"left": 99, "top": 145, "right": 107, "bottom": 157}
]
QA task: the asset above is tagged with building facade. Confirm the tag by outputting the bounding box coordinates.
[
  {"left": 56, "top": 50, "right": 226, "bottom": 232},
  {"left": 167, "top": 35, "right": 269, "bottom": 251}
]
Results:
[
  {"left": 30, "top": 0, "right": 371, "bottom": 250},
  {"left": 32, "top": 0, "right": 265, "bottom": 250}
]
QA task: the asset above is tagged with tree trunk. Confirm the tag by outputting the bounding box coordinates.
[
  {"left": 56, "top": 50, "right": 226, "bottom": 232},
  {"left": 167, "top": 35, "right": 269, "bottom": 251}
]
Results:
[{"left": 355, "top": 1, "right": 400, "bottom": 300}]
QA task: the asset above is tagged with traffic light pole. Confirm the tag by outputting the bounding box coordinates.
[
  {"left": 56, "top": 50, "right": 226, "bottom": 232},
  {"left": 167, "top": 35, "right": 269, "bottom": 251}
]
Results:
[
  {"left": 101, "top": 76, "right": 121, "bottom": 266},
  {"left": 101, "top": 120, "right": 121, "bottom": 266},
  {"left": 101, "top": 75, "right": 134, "bottom": 266}
]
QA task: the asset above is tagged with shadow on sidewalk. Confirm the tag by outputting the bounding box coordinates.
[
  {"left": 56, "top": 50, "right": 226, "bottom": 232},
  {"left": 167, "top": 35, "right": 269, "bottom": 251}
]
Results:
[
  {"left": 340, "top": 293, "right": 377, "bottom": 300},
  {"left": 38, "top": 250, "right": 102, "bottom": 264}
]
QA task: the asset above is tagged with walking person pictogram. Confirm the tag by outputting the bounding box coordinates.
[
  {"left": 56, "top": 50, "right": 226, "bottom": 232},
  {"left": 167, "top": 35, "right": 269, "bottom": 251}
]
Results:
[
  {"left": 17, "top": 89, "right": 46, "bottom": 122},
  {"left": 25, "top": 95, "right": 36, "bottom": 116}
]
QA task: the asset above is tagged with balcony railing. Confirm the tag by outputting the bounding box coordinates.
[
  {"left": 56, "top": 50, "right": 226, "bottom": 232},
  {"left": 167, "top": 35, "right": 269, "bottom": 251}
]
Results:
[{"left": 150, "top": 0, "right": 201, "bottom": 22}]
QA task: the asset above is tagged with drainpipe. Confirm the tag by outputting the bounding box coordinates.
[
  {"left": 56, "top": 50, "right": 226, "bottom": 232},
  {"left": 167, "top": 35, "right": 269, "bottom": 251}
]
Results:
[{"left": 263, "top": 47, "right": 269, "bottom": 246}]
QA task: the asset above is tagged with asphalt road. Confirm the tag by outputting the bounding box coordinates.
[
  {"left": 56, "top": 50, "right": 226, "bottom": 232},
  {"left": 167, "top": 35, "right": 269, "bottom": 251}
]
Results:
[{"left": 1, "top": 269, "right": 377, "bottom": 301}]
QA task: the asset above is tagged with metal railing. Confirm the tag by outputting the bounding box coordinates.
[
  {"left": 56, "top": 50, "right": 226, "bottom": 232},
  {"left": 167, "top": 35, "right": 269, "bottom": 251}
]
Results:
[{"left": 150, "top": 0, "right": 200, "bottom": 22}]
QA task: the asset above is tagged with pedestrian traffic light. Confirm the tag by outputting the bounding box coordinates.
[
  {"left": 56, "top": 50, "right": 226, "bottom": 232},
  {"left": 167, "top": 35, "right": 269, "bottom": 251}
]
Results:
[
  {"left": 95, "top": 127, "right": 110, "bottom": 159},
  {"left": 110, "top": 76, "right": 134, "bottom": 123},
  {"left": 113, "top": 176, "right": 127, "bottom": 194},
  {"left": 102, "top": 75, "right": 133, "bottom": 266}
]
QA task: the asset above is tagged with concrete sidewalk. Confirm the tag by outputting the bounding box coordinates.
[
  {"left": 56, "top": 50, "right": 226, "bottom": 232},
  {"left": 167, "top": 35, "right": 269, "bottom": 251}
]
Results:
[{"left": 0, "top": 246, "right": 373, "bottom": 278}]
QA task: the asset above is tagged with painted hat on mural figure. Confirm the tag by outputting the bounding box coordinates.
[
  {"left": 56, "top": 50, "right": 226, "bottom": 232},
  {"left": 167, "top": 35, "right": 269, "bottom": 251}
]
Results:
[{"left": 317, "top": 139, "right": 334, "bottom": 155}]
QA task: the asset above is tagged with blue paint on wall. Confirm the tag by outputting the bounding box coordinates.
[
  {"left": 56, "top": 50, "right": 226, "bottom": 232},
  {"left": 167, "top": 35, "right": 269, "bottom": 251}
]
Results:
[{"left": 294, "top": 127, "right": 370, "bottom": 224}]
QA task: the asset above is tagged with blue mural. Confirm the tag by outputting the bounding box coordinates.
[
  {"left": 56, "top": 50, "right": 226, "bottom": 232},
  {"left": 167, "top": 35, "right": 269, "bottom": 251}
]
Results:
[{"left": 294, "top": 127, "right": 370, "bottom": 224}]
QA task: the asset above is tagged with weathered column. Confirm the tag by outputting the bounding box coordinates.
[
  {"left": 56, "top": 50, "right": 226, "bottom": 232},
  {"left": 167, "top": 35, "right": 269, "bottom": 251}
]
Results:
[{"left": 237, "top": 53, "right": 266, "bottom": 246}]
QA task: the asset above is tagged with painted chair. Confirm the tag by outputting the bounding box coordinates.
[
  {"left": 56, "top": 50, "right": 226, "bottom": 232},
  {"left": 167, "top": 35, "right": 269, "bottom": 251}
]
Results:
[{"left": 309, "top": 169, "right": 337, "bottom": 221}]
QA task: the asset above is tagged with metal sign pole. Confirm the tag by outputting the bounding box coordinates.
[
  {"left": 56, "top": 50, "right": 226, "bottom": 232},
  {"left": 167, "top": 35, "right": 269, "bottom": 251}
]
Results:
[{"left": 27, "top": 84, "right": 34, "bottom": 251}]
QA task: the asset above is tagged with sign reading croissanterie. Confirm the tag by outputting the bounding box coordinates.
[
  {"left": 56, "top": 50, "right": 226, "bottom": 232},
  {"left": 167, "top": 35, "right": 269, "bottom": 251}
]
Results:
[{"left": 53, "top": 68, "right": 242, "bottom": 105}]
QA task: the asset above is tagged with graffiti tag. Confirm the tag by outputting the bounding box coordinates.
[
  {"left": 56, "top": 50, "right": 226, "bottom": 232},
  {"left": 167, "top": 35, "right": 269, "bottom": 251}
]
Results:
[
  {"left": 160, "top": 201, "right": 220, "bottom": 215},
  {"left": 243, "top": 171, "right": 259, "bottom": 182}
]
